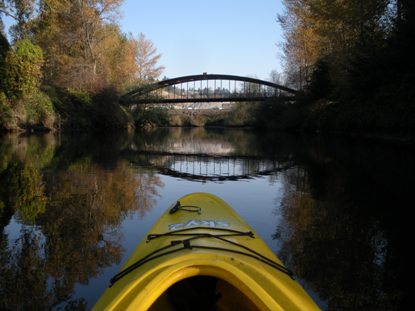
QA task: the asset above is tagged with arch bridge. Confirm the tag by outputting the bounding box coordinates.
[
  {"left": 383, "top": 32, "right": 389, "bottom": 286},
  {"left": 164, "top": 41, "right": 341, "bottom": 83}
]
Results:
[{"left": 121, "top": 73, "right": 298, "bottom": 105}]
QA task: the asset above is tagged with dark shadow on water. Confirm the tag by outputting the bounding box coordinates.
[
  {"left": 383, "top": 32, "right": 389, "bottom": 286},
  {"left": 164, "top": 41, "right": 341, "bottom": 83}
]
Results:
[{"left": 272, "top": 134, "right": 413, "bottom": 310}]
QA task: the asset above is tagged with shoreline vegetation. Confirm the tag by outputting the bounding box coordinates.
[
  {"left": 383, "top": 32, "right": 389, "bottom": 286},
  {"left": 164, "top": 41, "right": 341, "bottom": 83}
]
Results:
[
  {"left": 1, "top": 91, "right": 415, "bottom": 145},
  {"left": 1, "top": 1, "right": 414, "bottom": 145}
]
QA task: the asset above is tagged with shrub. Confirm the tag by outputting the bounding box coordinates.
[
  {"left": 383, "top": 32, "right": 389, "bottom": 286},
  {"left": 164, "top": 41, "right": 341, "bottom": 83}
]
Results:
[
  {"left": 226, "top": 103, "right": 256, "bottom": 126},
  {"left": 132, "top": 106, "right": 170, "bottom": 127},
  {"left": 67, "top": 88, "right": 93, "bottom": 106},
  {"left": 2, "top": 39, "right": 44, "bottom": 99},
  {"left": 24, "top": 91, "right": 56, "bottom": 129}
]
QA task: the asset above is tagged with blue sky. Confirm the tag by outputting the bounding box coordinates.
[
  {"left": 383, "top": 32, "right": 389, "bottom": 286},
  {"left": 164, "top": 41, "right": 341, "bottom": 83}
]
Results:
[{"left": 120, "top": 0, "right": 285, "bottom": 80}]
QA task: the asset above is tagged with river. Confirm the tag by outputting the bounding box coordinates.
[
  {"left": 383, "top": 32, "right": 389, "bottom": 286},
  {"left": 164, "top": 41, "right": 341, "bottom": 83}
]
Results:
[{"left": 0, "top": 128, "right": 411, "bottom": 310}]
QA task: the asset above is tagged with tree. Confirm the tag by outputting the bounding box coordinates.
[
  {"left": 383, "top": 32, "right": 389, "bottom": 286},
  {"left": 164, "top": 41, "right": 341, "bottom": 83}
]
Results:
[
  {"left": 135, "top": 32, "right": 164, "bottom": 83},
  {"left": 95, "top": 27, "right": 138, "bottom": 91},
  {"left": 2, "top": 38, "right": 43, "bottom": 99},
  {"left": 0, "top": 0, "right": 14, "bottom": 21},
  {"left": 269, "top": 69, "right": 283, "bottom": 86},
  {"left": 0, "top": 5, "right": 6, "bottom": 35},
  {"left": 278, "top": 1, "right": 324, "bottom": 89},
  {"left": 0, "top": 27, "right": 9, "bottom": 90},
  {"left": 9, "top": 0, "right": 35, "bottom": 41},
  {"left": 0, "top": 0, "right": 36, "bottom": 41},
  {"left": 32, "top": 0, "right": 127, "bottom": 92},
  {"left": 72, "top": 0, "right": 123, "bottom": 79},
  {"left": 279, "top": 0, "right": 390, "bottom": 92}
]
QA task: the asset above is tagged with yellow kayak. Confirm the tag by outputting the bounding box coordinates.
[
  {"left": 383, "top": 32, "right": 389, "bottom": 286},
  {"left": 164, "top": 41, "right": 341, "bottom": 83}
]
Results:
[{"left": 94, "top": 192, "right": 319, "bottom": 310}]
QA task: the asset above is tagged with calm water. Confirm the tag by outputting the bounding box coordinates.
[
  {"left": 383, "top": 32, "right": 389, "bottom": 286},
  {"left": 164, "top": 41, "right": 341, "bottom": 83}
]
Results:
[{"left": 0, "top": 128, "right": 412, "bottom": 310}]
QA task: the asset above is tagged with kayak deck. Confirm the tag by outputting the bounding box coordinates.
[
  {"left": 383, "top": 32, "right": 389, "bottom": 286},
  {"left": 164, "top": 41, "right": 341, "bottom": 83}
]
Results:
[{"left": 94, "top": 193, "right": 319, "bottom": 310}]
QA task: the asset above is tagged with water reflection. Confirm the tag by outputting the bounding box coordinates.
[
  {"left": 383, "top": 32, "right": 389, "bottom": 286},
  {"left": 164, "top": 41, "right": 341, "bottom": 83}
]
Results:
[
  {"left": 0, "top": 130, "right": 411, "bottom": 310},
  {"left": 274, "top": 136, "right": 412, "bottom": 310},
  {"left": 123, "top": 128, "right": 295, "bottom": 181},
  {"left": 0, "top": 133, "right": 163, "bottom": 309}
]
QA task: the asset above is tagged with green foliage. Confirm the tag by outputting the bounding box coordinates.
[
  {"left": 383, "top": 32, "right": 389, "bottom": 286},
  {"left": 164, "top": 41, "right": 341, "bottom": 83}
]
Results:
[
  {"left": 67, "top": 88, "right": 92, "bottom": 106},
  {"left": 0, "top": 31, "right": 9, "bottom": 90},
  {"left": 0, "top": 91, "right": 14, "bottom": 130},
  {"left": 3, "top": 39, "right": 44, "bottom": 99},
  {"left": 0, "top": 2, "right": 165, "bottom": 132},
  {"left": 45, "top": 87, "right": 94, "bottom": 130},
  {"left": 133, "top": 106, "right": 170, "bottom": 128},
  {"left": 24, "top": 90, "right": 55, "bottom": 128},
  {"left": 44, "top": 86, "right": 133, "bottom": 130}
]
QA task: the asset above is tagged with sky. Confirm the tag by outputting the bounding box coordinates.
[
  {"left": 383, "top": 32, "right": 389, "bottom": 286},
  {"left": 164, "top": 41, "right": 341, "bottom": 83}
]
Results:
[
  {"left": 1, "top": 0, "right": 286, "bottom": 81},
  {"left": 120, "top": 0, "right": 285, "bottom": 81}
]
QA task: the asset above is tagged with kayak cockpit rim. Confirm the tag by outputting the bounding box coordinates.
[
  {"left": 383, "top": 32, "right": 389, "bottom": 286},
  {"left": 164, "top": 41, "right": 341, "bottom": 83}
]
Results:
[{"left": 106, "top": 260, "right": 287, "bottom": 311}]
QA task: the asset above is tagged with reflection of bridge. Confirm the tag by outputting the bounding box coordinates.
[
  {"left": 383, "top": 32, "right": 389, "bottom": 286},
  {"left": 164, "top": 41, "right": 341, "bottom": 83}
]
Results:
[
  {"left": 124, "top": 150, "right": 293, "bottom": 182},
  {"left": 122, "top": 74, "right": 298, "bottom": 105}
]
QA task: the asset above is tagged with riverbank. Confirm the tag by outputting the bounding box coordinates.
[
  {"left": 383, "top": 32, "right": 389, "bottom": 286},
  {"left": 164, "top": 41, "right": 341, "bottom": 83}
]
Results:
[
  {"left": 0, "top": 90, "right": 55, "bottom": 133},
  {"left": 1, "top": 87, "right": 135, "bottom": 133},
  {"left": 132, "top": 102, "right": 256, "bottom": 129},
  {"left": 245, "top": 93, "right": 415, "bottom": 145},
  {"left": 3, "top": 89, "right": 414, "bottom": 147}
]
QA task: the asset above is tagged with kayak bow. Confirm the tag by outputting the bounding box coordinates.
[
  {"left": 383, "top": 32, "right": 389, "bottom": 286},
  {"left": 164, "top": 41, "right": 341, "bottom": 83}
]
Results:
[{"left": 94, "top": 192, "right": 319, "bottom": 311}]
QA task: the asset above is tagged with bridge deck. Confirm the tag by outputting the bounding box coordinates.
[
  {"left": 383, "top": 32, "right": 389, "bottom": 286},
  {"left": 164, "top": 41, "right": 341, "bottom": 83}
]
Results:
[{"left": 132, "top": 96, "right": 295, "bottom": 104}]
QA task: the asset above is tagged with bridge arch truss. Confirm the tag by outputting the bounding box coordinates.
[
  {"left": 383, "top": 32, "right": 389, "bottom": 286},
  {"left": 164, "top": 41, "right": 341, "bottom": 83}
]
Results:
[{"left": 122, "top": 73, "right": 298, "bottom": 104}]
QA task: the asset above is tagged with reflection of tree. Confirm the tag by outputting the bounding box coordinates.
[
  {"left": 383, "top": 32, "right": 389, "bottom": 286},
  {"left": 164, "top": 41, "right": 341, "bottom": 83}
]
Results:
[
  {"left": 1, "top": 133, "right": 164, "bottom": 309},
  {"left": 52, "top": 130, "right": 133, "bottom": 171},
  {"left": 135, "top": 171, "right": 164, "bottom": 218},
  {"left": 1, "top": 163, "right": 47, "bottom": 224},
  {"left": 276, "top": 164, "right": 402, "bottom": 310},
  {"left": 0, "top": 229, "right": 86, "bottom": 309},
  {"left": 39, "top": 160, "right": 163, "bottom": 294},
  {"left": 0, "top": 134, "right": 53, "bottom": 228}
]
